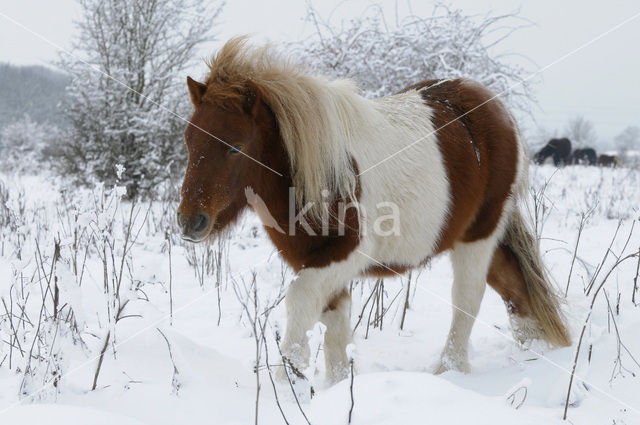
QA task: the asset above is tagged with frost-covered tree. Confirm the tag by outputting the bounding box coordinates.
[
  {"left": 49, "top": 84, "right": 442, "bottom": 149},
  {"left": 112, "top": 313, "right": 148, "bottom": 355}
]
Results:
[
  {"left": 293, "top": 3, "right": 536, "bottom": 114},
  {"left": 614, "top": 126, "right": 639, "bottom": 162},
  {"left": 0, "top": 64, "right": 70, "bottom": 129},
  {"left": 528, "top": 125, "right": 559, "bottom": 152},
  {"left": 565, "top": 115, "right": 597, "bottom": 147},
  {"left": 59, "top": 0, "right": 223, "bottom": 195}
]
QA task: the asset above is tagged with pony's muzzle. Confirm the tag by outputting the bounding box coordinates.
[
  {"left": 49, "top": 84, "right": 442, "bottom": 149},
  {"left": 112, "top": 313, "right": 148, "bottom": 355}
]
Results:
[{"left": 177, "top": 211, "right": 210, "bottom": 241}]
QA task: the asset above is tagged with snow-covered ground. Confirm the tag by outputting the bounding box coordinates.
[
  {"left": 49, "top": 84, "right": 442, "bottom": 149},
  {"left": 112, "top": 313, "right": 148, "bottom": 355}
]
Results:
[{"left": 0, "top": 164, "right": 639, "bottom": 424}]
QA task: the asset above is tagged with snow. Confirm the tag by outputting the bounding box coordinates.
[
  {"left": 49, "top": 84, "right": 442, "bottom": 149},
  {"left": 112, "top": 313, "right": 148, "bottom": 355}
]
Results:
[{"left": 1, "top": 164, "right": 639, "bottom": 424}]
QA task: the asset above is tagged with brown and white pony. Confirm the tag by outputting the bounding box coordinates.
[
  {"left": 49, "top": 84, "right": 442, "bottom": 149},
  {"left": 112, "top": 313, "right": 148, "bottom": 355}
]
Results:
[
  {"left": 177, "top": 38, "right": 571, "bottom": 383},
  {"left": 597, "top": 154, "right": 620, "bottom": 167}
]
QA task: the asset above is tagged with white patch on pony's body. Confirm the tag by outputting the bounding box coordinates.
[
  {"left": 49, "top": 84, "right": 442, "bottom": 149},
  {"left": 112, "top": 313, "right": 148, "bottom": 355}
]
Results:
[{"left": 354, "top": 90, "right": 450, "bottom": 267}]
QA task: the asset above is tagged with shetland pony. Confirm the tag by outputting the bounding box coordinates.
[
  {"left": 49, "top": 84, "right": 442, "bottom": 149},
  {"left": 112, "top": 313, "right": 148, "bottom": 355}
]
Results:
[
  {"left": 534, "top": 138, "right": 572, "bottom": 166},
  {"left": 177, "top": 38, "right": 571, "bottom": 383},
  {"left": 571, "top": 147, "right": 597, "bottom": 165},
  {"left": 597, "top": 154, "right": 620, "bottom": 167}
]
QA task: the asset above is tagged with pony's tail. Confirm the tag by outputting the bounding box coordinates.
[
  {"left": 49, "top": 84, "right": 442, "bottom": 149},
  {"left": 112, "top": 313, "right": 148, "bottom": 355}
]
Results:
[{"left": 502, "top": 207, "right": 572, "bottom": 347}]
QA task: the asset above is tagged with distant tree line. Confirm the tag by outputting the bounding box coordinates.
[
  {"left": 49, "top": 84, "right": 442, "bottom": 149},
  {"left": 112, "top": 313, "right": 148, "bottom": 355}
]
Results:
[{"left": 0, "top": 63, "right": 69, "bottom": 129}]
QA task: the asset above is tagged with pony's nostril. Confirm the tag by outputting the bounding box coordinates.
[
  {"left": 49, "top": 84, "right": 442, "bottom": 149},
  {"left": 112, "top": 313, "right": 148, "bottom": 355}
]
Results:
[
  {"left": 176, "top": 211, "right": 186, "bottom": 229},
  {"left": 177, "top": 211, "right": 209, "bottom": 239},
  {"left": 192, "top": 213, "right": 209, "bottom": 234}
]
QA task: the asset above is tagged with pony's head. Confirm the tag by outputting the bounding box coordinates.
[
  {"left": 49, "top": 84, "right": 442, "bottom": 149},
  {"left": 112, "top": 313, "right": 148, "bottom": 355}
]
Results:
[
  {"left": 177, "top": 37, "right": 363, "bottom": 241},
  {"left": 176, "top": 73, "right": 279, "bottom": 241}
]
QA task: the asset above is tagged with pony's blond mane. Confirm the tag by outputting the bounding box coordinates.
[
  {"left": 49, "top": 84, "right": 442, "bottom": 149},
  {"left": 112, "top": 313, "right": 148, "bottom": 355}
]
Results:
[{"left": 204, "top": 37, "right": 374, "bottom": 221}]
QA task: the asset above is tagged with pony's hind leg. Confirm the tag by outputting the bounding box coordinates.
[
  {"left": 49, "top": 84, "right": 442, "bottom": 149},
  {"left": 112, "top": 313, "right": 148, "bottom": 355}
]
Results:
[
  {"left": 434, "top": 238, "right": 496, "bottom": 374},
  {"left": 320, "top": 288, "right": 352, "bottom": 384}
]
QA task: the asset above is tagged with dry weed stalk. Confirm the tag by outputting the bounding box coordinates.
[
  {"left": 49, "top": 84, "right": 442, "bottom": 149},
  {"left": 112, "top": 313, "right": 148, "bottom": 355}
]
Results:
[{"left": 563, "top": 221, "right": 639, "bottom": 420}]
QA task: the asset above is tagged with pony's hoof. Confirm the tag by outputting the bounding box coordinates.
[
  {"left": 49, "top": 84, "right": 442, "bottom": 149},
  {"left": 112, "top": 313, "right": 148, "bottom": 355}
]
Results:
[
  {"left": 509, "top": 313, "right": 543, "bottom": 345},
  {"left": 274, "top": 365, "right": 289, "bottom": 383},
  {"left": 433, "top": 355, "right": 471, "bottom": 375},
  {"left": 325, "top": 362, "right": 350, "bottom": 385},
  {"left": 274, "top": 366, "right": 313, "bottom": 403},
  {"left": 274, "top": 360, "right": 309, "bottom": 386}
]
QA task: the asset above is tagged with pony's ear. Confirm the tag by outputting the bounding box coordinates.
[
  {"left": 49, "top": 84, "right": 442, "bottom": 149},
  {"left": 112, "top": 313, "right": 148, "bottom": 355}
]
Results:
[
  {"left": 243, "top": 81, "right": 262, "bottom": 117},
  {"left": 187, "top": 76, "right": 207, "bottom": 106}
]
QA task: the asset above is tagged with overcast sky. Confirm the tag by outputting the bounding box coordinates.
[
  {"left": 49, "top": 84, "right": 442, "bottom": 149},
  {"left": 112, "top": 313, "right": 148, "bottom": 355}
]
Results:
[{"left": 1, "top": 0, "right": 638, "bottom": 146}]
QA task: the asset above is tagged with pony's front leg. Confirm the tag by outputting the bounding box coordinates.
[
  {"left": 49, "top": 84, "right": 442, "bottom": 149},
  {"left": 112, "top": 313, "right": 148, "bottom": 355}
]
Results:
[
  {"left": 321, "top": 288, "right": 352, "bottom": 383},
  {"left": 277, "top": 269, "right": 345, "bottom": 382}
]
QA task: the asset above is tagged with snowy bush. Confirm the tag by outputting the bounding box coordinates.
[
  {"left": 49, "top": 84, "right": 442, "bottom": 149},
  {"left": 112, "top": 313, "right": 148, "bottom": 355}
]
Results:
[
  {"left": 293, "top": 3, "right": 536, "bottom": 114},
  {"left": 0, "top": 116, "right": 63, "bottom": 174},
  {"left": 565, "top": 115, "right": 598, "bottom": 148}
]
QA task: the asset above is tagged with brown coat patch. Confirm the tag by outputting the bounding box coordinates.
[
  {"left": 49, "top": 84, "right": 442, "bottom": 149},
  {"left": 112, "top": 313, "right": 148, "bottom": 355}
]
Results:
[
  {"left": 362, "top": 263, "right": 411, "bottom": 277},
  {"left": 233, "top": 100, "right": 362, "bottom": 272},
  {"left": 323, "top": 288, "right": 350, "bottom": 312},
  {"left": 404, "top": 79, "right": 519, "bottom": 252},
  {"left": 597, "top": 154, "right": 619, "bottom": 167}
]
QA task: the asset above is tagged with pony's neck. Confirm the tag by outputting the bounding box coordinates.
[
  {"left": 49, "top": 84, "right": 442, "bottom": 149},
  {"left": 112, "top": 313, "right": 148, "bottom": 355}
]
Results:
[
  {"left": 251, "top": 104, "right": 294, "bottom": 229},
  {"left": 248, "top": 103, "right": 361, "bottom": 271}
]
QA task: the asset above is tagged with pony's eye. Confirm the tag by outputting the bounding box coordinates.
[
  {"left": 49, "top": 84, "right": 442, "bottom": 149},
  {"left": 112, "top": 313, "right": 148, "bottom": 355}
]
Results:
[{"left": 229, "top": 145, "right": 242, "bottom": 155}]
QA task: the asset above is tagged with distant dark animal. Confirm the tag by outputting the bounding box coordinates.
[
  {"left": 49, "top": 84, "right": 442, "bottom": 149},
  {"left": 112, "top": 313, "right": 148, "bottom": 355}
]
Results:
[
  {"left": 534, "top": 138, "right": 572, "bottom": 166},
  {"left": 597, "top": 154, "right": 620, "bottom": 167},
  {"left": 571, "top": 148, "right": 597, "bottom": 165},
  {"left": 176, "top": 37, "right": 571, "bottom": 383}
]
